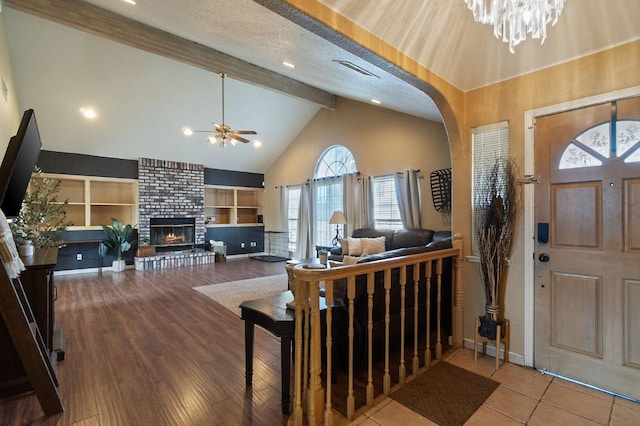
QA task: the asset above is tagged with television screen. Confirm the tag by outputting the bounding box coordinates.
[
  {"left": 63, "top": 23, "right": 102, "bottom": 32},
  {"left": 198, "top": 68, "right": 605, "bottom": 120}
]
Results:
[{"left": 0, "top": 109, "right": 42, "bottom": 217}]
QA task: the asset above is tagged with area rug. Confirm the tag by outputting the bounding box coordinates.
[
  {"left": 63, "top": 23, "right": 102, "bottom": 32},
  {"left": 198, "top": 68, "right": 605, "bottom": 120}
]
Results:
[
  {"left": 250, "top": 255, "right": 289, "bottom": 262},
  {"left": 193, "top": 274, "right": 288, "bottom": 317},
  {"left": 390, "top": 361, "right": 499, "bottom": 426}
]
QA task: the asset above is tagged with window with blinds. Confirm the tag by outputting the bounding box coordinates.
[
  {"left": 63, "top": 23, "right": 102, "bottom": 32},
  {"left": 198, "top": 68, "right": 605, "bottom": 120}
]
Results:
[
  {"left": 286, "top": 185, "right": 300, "bottom": 254},
  {"left": 471, "top": 121, "right": 509, "bottom": 254},
  {"left": 372, "top": 174, "right": 403, "bottom": 230}
]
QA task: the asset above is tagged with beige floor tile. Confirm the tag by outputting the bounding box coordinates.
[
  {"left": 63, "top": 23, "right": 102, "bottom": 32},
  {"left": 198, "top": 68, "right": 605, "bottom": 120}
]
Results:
[
  {"left": 542, "top": 381, "right": 612, "bottom": 424},
  {"left": 349, "top": 419, "right": 380, "bottom": 426},
  {"left": 615, "top": 397, "right": 640, "bottom": 412},
  {"left": 490, "top": 363, "right": 551, "bottom": 399},
  {"left": 529, "top": 401, "right": 603, "bottom": 426},
  {"left": 552, "top": 377, "right": 616, "bottom": 401},
  {"left": 483, "top": 386, "right": 538, "bottom": 423},
  {"left": 445, "top": 347, "right": 496, "bottom": 377},
  {"left": 464, "top": 406, "right": 523, "bottom": 425},
  {"left": 610, "top": 401, "right": 640, "bottom": 425},
  {"left": 366, "top": 400, "right": 438, "bottom": 426}
]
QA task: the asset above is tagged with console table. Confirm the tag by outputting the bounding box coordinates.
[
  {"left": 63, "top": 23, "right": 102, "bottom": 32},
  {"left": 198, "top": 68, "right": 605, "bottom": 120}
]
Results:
[{"left": 240, "top": 290, "right": 326, "bottom": 414}]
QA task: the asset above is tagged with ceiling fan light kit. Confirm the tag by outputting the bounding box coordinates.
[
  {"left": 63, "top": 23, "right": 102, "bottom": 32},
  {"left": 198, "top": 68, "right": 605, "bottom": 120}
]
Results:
[{"left": 189, "top": 72, "right": 257, "bottom": 148}]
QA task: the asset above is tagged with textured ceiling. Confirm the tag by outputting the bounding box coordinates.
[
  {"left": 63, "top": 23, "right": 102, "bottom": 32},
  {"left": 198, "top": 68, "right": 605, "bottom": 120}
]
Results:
[{"left": 4, "top": 0, "right": 640, "bottom": 173}]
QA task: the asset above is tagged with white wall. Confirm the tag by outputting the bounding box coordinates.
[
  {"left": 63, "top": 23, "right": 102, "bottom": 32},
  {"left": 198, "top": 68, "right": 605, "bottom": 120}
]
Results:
[{"left": 0, "top": 10, "right": 21, "bottom": 153}]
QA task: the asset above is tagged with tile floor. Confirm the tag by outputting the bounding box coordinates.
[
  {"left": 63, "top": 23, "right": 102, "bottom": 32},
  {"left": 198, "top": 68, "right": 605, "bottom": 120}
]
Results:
[{"left": 350, "top": 349, "right": 640, "bottom": 425}]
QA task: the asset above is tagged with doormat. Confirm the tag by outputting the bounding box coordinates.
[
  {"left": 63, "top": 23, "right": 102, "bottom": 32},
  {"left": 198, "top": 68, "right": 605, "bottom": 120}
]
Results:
[
  {"left": 390, "top": 361, "right": 499, "bottom": 426},
  {"left": 250, "top": 255, "right": 289, "bottom": 262}
]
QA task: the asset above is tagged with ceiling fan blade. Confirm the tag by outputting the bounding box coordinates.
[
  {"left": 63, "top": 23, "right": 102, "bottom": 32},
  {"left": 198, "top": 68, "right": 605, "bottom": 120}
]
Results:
[
  {"left": 231, "top": 134, "right": 251, "bottom": 143},
  {"left": 232, "top": 130, "right": 257, "bottom": 135},
  {"left": 192, "top": 129, "right": 215, "bottom": 133}
]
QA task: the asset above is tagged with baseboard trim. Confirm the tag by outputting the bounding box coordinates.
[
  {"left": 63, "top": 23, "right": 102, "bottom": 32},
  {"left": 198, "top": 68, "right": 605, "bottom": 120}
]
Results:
[{"left": 463, "top": 337, "right": 524, "bottom": 366}]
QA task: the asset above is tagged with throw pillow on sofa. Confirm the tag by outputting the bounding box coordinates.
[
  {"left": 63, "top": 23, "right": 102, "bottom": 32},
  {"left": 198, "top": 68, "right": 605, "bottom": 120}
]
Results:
[
  {"left": 347, "top": 236, "right": 387, "bottom": 256},
  {"left": 360, "top": 236, "right": 386, "bottom": 256},
  {"left": 347, "top": 237, "right": 362, "bottom": 256}
]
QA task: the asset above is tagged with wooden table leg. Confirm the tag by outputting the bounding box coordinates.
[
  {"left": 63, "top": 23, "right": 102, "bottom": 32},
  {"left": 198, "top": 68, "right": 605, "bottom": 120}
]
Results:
[
  {"left": 281, "top": 336, "right": 291, "bottom": 414},
  {"left": 244, "top": 321, "right": 254, "bottom": 385}
]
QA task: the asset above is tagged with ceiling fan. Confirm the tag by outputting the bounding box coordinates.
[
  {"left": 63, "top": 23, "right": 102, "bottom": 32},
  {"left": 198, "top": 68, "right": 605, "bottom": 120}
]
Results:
[{"left": 190, "top": 72, "right": 257, "bottom": 147}]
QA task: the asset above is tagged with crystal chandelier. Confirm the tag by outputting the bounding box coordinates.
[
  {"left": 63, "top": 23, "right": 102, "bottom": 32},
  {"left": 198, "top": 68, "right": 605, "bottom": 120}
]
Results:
[{"left": 464, "top": 0, "right": 566, "bottom": 53}]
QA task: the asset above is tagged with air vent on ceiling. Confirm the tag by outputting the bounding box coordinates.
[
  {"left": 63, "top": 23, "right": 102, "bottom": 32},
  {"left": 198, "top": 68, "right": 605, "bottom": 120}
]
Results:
[{"left": 333, "top": 60, "right": 379, "bottom": 78}]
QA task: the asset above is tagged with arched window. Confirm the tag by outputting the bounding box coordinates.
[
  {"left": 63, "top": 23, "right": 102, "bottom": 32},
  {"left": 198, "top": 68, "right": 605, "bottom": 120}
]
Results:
[
  {"left": 314, "top": 145, "right": 357, "bottom": 178},
  {"left": 559, "top": 119, "right": 640, "bottom": 169},
  {"left": 314, "top": 146, "right": 357, "bottom": 245}
]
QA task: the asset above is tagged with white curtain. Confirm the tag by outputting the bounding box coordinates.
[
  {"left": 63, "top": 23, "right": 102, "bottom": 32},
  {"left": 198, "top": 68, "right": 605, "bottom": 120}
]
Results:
[
  {"left": 394, "top": 170, "right": 422, "bottom": 229},
  {"left": 343, "top": 173, "right": 372, "bottom": 237},
  {"left": 294, "top": 181, "right": 314, "bottom": 259},
  {"left": 275, "top": 185, "right": 287, "bottom": 232}
]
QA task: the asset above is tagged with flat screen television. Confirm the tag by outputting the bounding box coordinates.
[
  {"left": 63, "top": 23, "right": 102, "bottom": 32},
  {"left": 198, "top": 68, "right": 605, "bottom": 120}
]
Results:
[{"left": 0, "top": 109, "right": 42, "bottom": 218}]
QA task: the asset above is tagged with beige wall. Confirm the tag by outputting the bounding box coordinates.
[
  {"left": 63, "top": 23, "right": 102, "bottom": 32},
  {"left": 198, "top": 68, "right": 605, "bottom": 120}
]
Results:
[
  {"left": 264, "top": 96, "right": 452, "bottom": 233},
  {"left": 462, "top": 40, "right": 640, "bottom": 356},
  {"left": 0, "top": 11, "right": 21, "bottom": 153}
]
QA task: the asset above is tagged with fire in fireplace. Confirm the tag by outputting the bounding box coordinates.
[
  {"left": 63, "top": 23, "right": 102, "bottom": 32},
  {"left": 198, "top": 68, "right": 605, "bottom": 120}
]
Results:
[{"left": 150, "top": 218, "right": 196, "bottom": 252}]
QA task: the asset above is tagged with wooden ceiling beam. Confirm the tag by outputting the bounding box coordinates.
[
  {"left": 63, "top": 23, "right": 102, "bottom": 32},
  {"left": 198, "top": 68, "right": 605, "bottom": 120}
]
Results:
[{"left": 3, "top": 0, "right": 335, "bottom": 109}]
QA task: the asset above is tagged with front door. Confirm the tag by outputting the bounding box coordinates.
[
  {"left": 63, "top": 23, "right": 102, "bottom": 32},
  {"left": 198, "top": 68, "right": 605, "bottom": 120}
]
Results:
[{"left": 534, "top": 97, "right": 640, "bottom": 400}]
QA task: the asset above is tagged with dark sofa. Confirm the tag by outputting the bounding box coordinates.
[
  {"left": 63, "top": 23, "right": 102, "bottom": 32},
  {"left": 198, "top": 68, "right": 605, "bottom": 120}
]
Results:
[{"left": 329, "top": 228, "right": 453, "bottom": 371}]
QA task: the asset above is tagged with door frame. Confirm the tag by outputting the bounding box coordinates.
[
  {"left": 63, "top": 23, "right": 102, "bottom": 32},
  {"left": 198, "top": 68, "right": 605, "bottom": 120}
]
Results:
[{"left": 522, "top": 85, "right": 640, "bottom": 367}]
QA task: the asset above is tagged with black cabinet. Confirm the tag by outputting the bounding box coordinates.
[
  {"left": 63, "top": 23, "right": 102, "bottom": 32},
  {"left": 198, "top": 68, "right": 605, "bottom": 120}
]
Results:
[{"left": 205, "top": 226, "right": 264, "bottom": 255}]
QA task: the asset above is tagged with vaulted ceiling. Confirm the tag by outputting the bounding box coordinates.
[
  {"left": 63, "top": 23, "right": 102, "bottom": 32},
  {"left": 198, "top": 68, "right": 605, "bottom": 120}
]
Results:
[{"left": 3, "top": 0, "right": 639, "bottom": 173}]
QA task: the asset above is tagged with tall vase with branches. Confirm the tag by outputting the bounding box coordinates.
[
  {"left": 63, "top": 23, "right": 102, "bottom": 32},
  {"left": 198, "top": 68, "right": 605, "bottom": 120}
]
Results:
[{"left": 474, "top": 157, "right": 520, "bottom": 339}]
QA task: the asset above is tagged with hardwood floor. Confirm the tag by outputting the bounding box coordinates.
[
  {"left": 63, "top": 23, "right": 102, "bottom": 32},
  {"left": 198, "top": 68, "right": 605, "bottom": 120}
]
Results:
[{"left": 0, "top": 258, "right": 288, "bottom": 426}]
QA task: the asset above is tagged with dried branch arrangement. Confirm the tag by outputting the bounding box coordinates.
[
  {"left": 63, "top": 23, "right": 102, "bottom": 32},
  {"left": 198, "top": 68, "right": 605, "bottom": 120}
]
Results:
[{"left": 474, "top": 157, "right": 520, "bottom": 322}]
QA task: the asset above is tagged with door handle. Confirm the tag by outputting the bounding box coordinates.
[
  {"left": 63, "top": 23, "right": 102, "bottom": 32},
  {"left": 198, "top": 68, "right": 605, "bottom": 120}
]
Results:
[{"left": 538, "top": 253, "right": 550, "bottom": 262}]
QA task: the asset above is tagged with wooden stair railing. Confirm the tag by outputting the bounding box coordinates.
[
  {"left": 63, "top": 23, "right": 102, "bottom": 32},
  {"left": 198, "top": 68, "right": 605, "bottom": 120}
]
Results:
[{"left": 289, "top": 234, "right": 463, "bottom": 425}]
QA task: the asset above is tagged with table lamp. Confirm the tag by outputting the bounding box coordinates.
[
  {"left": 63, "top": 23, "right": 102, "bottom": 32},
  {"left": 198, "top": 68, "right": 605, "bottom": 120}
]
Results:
[{"left": 329, "top": 210, "right": 347, "bottom": 246}]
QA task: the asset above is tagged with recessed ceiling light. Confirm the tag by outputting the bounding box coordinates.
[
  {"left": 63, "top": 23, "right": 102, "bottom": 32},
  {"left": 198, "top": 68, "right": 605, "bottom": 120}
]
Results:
[
  {"left": 79, "top": 107, "right": 97, "bottom": 119},
  {"left": 122, "top": 0, "right": 136, "bottom": 5},
  {"left": 254, "top": 140, "right": 262, "bottom": 148},
  {"left": 371, "top": 99, "right": 382, "bottom": 105},
  {"left": 282, "top": 61, "right": 296, "bottom": 69},
  {"left": 183, "top": 127, "right": 193, "bottom": 136}
]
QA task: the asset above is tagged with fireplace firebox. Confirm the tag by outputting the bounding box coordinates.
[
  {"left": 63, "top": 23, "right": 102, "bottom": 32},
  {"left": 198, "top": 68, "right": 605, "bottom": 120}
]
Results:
[{"left": 150, "top": 218, "right": 196, "bottom": 252}]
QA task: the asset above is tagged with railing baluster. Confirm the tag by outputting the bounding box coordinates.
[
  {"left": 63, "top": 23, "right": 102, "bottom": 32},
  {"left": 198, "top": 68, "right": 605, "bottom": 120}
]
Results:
[
  {"left": 346, "top": 275, "right": 356, "bottom": 420},
  {"left": 324, "top": 279, "right": 334, "bottom": 425},
  {"left": 412, "top": 263, "right": 420, "bottom": 376},
  {"left": 398, "top": 266, "right": 406, "bottom": 385},
  {"left": 425, "top": 261, "right": 433, "bottom": 367},
  {"left": 366, "top": 272, "right": 375, "bottom": 405},
  {"left": 308, "top": 280, "right": 323, "bottom": 425},
  {"left": 383, "top": 268, "right": 392, "bottom": 394},
  {"left": 436, "top": 258, "right": 443, "bottom": 359}
]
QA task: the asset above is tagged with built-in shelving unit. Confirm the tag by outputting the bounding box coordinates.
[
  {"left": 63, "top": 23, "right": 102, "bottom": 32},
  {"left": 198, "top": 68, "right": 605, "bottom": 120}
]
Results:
[
  {"left": 204, "top": 185, "right": 263, "bottom": 227},
  {"left": 40, "top": 173, "right": 138, "bottom": 229}
]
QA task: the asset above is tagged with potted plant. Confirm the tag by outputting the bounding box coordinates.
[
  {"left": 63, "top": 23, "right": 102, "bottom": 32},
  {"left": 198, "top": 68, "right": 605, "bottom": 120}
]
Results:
[
  {"left": 474, "top": 157, "right": 520, "bottom": 340},
  {"left": 101, "top": 218, "right": 133, "bottom": 272},
  {"left": 10, "top": 167, "right": 72, "bottom": 254}
]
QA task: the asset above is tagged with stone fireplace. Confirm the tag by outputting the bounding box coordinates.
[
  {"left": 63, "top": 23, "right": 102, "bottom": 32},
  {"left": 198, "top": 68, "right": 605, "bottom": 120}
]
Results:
[{"left": 138, "top": 158, "right": 205, "bottom": 249}]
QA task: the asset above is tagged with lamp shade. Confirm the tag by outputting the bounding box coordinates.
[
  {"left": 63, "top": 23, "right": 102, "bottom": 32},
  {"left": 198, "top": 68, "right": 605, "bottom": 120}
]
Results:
[{"left": 329, "top": 210, "right": 347, "bottom": 225}]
